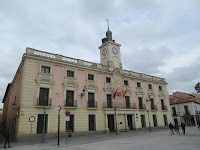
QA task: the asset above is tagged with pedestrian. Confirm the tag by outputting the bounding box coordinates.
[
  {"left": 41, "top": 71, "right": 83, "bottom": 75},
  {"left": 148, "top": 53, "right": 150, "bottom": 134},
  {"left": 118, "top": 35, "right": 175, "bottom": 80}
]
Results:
[
  {"left": 169, "top": 122, "right": 174, "bottom": 135},
  {"left": 4, "top": 130, "right": 11, "bottom": 149},
  {"left": 181, "top": 122, "right": 185, "bottom": 134},
  {"left": 197, "top": 121, "right": 200, "bottom": 129},
  {"left": 175, "top": 123, "right": 180, "bottom": 135}
]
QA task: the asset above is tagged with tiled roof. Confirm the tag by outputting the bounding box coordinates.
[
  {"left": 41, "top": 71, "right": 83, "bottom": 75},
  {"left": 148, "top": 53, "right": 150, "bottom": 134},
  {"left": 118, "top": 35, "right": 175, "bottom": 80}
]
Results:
[{"left": 169, "top": 97, "right": 200, "bottom": 105}]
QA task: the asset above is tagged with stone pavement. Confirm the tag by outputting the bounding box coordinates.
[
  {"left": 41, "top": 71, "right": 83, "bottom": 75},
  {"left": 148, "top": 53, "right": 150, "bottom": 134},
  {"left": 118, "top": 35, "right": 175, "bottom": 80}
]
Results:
[{"left": 1, "top": 127, "right": 200, "bottom": 150}]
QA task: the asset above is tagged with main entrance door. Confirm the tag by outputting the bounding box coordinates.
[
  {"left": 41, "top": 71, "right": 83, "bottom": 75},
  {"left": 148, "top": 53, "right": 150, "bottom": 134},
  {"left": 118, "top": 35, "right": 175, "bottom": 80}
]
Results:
[
  {"left": 107, "top": 115, "right": 115, "bottom": 132},
  {"left": 127, "top": 115, "right": 133, "bottom": 130}
]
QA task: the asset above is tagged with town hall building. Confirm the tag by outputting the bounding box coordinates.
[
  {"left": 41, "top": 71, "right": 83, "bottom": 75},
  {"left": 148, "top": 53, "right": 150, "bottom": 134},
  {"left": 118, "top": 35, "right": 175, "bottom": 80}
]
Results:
[{"left": 2, "top": 27, "right": 172, "bottom": 140}]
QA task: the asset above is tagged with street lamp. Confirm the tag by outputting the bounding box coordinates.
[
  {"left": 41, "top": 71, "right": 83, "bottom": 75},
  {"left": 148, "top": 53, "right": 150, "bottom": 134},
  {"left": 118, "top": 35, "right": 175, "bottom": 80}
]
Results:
[
  {"left": 147, "top": 110, "right": 152, "bottom": 132},
  {"left": 41, "top": 106, "right": 46, "bottom": 143}
]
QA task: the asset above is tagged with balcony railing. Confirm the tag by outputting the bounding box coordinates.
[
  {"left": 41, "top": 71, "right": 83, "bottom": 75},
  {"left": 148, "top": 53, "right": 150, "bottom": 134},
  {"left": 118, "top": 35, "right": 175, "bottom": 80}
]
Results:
[
  {"left": 151, "top": 105, "right": 157, "bottom": 110},
  {"left": 139, "top": 104, "right": 146, "bottom": 110},
  {"left": 37, "top": 98, "right": 51, "bottom": 106},
  {"left": 172, "top": 113, "right": 177, "bottom": 116},
  {"left": 26, "top": 48, "right": 166, "bottom": 84},
  {"left": 184, "top": 112, "right": 190, "bottom": 116},
  {"left": 65, "top": 100, "right": 77, "bottom": 107},
  {"left": 87, "top": 101, "right": 98, "bottom": 108},
  {"left": 162, "top": 105, "right": 168, "bottom": 110},
  {"left": 103, "top": 102, "right": 137, "bottom": 109}
]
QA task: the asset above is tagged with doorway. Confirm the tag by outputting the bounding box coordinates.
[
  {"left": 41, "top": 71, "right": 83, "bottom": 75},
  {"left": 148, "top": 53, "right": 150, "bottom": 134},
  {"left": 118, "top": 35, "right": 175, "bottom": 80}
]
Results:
[
  {"left": 37, "top": 114, "right": 48, "bottom": 134},
  {"left": 107, "top": 115, "right": 115, "bottom": 132},
  {"left": 66, "top": 114, "right": 74, "bottom": 132},
  {"left": 127, "top": 115, "right": 133, "bottom": 130}
]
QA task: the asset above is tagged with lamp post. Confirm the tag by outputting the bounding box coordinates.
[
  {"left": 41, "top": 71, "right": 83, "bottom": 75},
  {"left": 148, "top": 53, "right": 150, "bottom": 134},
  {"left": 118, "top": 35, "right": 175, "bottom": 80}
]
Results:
[
  {"left": 114, "top": 108, "right": 118, "bottom": 135},
  {"left": 147, "top": 110, "right": 152, "bottom": 132},
  {"left": 41, "top": 106, "right": 46, "bottom": 143}
]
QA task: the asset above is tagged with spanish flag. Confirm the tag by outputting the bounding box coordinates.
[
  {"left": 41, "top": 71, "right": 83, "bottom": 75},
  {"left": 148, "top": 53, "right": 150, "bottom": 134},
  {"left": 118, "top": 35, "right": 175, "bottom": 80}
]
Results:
[
  {"left": 113, "top": 88, "right": 118, "bottom": 99},
  {"left": 123, "top": 90, "right": 127, "bottom": 97}
]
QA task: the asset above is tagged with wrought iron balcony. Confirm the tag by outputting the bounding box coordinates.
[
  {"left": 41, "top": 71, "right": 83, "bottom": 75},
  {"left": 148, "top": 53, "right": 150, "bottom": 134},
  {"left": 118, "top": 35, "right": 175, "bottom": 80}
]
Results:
[
  {"left": 184, "top": 112, "right": 190, "bottom": 116},
  {"left": 151, "top": 105, "right": 157, "bottom": 110},
  {"left": 37, "top": 98, "right": 51, "bottom": 106},
  {"left": 125, "top": 103, "right": 137, "bottom": 109},
  {"left": 87, "top": 101, "right": 98, "bottom": 108},
  {"left": 139, "top": 104, "right": 146, "bottom": 110},
  {"left": 65, "top": 100, "right": 77, "bottom": 107},
  {"left": 172, "top": 113, "right": 177, "bottom": 116},
  {"left": 103, "top": 102, "right": 137, "bottom": 109},
  {"left": 162, "top": 105, "right": 168, "bottom": 110}
]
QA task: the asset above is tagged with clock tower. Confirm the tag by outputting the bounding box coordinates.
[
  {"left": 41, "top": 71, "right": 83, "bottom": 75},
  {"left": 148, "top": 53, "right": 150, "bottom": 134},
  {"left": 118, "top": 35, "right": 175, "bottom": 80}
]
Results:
[{"left": 99, "top": 27, "right": 122, "bottom": 71}]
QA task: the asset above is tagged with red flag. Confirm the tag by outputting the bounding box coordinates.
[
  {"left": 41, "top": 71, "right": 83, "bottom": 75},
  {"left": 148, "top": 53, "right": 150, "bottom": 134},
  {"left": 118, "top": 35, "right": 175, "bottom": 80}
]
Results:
[
  {"left": 123, "top": 90, "right": 127, "bottom": 97},
  {"left": 113, "top": 88, "right": 118, "bottom": 99}
]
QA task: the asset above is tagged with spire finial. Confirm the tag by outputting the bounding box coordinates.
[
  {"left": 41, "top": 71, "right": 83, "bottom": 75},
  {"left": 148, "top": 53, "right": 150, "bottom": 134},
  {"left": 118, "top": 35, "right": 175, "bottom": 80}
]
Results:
[{"left": 106, "top": 19, "right": 109, "bottom": 30}]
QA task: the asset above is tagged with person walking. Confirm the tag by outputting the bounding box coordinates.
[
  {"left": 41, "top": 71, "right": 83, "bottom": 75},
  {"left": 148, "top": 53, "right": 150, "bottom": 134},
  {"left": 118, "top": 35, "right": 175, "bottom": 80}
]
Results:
[
  {"left": 169, "top": 122, "right": 174, "bottom": 135},
  {"left": 4, "top": 130, "right": 11, "bottom": 149},
  {"left": 175, "top": 123, "right": 180, "bottom": 135},
  {"left": 197, "top": 121, "right": 200, "bottom": 129},
  {"left": 181, "top": 122, "right": 186, "bottom": 134}
]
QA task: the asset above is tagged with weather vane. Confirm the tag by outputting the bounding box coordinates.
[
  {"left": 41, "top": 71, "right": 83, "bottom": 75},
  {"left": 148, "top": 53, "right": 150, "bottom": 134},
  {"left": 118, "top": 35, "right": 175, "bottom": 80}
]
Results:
[{"left": 106, "top": 19, "right": 109, "bottom": 30}]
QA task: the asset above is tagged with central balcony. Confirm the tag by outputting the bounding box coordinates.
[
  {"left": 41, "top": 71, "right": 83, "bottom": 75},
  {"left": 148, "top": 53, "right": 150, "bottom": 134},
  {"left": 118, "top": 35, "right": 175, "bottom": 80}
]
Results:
[{"left": 103, "top": 102, "right": 137, "bottom": 109}]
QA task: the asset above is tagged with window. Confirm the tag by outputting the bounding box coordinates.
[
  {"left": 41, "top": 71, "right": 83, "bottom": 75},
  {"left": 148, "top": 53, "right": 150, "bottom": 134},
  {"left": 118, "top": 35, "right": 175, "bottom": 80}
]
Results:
[
  {"left": 88, "top": 74, "right": 94, "bottom": 80},
  {"left": 148, "top": 84, "right": 152, "bottom": 89},
  {"left": 89, "top": 115, "right": 96, "bottom": 131},
  {"left": 163, "top": 115, "right": 168, "bottom": 126},
  {"left": 106, "top": 77, "right": 111, "bottom": 83},
  {"left": 141, "top": 115, "right": 146, "bottom": 127},
  {"left": 66, "top": 91, "right": 74, "bottom": 107},
  {"left": 125, "top": 96, "right": 130, "bottom": 108},
  {"left": 67, "top": 70, "right": 74, "bottom": 77},
  {"left": 107, "top": 94, "right": 112, "bottom": 108},
  {"left": 153, "top": 115, "right": 158, "bottom": 127},
  {"left": 124, "top": 80, "right": 129, "bottom": 86},
  {"left": 41, "top": 66, "right": 50, "bottom": 74},
  {"left": 137, "top": 82, "right": 141, "bottom": 88},
  {"left": 172, "top": 107, "right": 177, "bottom": 116},
  {"left": 138, "top": 97, "right": 143, "bottom": 109},
  {"left": 184, "top": 105, "right": 190, "bottom": 115},
  {"left": 88, "top": 93, "right": 95, "bottom": 107},
  {"left": 39, "top": 88, "right": 49, "bottom": 106},
  {"left": 159, "top": 86, "right": 162, "bottom": 90}
]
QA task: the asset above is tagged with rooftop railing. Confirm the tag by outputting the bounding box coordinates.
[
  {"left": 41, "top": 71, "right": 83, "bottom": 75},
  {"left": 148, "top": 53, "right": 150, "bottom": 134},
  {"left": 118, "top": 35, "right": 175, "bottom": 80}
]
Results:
[{"left": 26, "top": 48, "right": 166, "bottom": 83}]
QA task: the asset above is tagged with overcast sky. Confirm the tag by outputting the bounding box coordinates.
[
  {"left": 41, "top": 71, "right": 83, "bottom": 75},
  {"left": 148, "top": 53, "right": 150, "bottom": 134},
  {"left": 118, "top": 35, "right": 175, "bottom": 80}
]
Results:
[{"left": 0, "top": 0, "right": 200, "bottom": 108}]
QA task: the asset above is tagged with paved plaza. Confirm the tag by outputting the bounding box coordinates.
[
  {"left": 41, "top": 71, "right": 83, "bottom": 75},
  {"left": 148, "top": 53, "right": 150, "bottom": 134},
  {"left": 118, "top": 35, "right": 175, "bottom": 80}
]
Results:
[{"left": 1, "top": 126, "right": 200, "bottom": 150}]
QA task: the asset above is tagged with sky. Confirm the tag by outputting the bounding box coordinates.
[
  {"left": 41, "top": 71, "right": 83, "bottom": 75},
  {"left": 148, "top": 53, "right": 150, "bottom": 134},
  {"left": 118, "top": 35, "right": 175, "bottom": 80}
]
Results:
[{"left": 0, "top": 0, "right": 200, "bottom": 108}]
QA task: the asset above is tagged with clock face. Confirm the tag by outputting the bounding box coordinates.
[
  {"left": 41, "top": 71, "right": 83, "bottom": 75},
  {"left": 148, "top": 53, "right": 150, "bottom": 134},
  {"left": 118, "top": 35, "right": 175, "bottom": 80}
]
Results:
[
  {"left": 102, "top": 48, "right": 107, "bottom": 56},
  {"left": 112, "top": 47, "right": 118, "bottom": 54}
]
